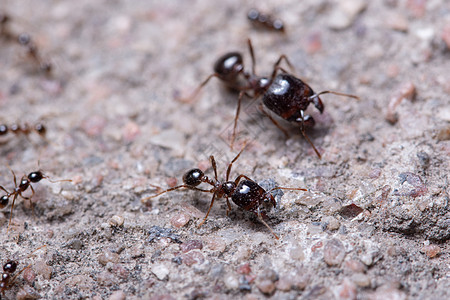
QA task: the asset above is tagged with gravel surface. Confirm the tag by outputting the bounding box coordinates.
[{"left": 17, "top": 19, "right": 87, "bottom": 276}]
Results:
[{"left": 0, "top": 0, "right": 449, "bottom": 299}]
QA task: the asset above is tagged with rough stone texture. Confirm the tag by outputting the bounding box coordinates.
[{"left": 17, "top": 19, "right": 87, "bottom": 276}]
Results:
[{"left": 0, "top": 0, "right": 449, "bottom": 299}]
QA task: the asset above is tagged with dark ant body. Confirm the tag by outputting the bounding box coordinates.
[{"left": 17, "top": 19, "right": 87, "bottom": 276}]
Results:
[
  {"left": 0, "top": 123, "right": 46, "bottom": 138},
  {"left": 0, "top": 169, "right": 70, "bottom": 229},
  {"left": 142, "top": 147, "right": 307, "bottom": 239},
  {"left": 184, "top": 39, "right": 359, "bottom": 158},
  {"left": 247, "top": 8, "right": 285, "bottom": 32},
  {"left": 0, "top": 12, "right": 52, "bottom": 73}
]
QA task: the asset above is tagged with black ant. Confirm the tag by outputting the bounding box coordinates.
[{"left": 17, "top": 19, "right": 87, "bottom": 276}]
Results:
[
  {"left": 247, "top": 8, "right": 285, "bottom": 32},
  {"left": 182, "top": 39, "right": 359, "bottom": 158},
  {"left": 0, "top": 245, "right": 46, "bottom": 297},
  {"left": 141, "top": 146, "right": 307, "bottom": 239},
  {"left": 0, "top": 12, "right": 52, "bottom": 73},
  {"left": 0, "top": 168, "right": 70, "bottom": 230},
  {"left": 0, "top": 123, "right": 46, "bottom": 138}
]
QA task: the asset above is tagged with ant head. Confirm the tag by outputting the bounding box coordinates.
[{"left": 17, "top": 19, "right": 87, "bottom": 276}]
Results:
[
  {"left": 214, "top": 52, "right": 244, "bottom": 81},
  {"left": 0, "top": 195, "right": 9, "bottom": 208},
  {"left": 28, "top": 171, "right": 44, "bottom": 183},
  {"left": 182, "top": 169, "right": 204, "bottom": 187},
  {"left": 222, "top": 181, "right": 236, "bottom": 196}
]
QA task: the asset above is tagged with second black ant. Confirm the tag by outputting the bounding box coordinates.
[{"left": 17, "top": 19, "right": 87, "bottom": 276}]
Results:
[
  {"left": 182, "top": 39, "right": 359, "bottom": 158},
  {"left": 0, "top": 168, "right": 71, "bottom": 230},
  {"left": 142, "top": 146, "right": 307, "bottom": 239}
]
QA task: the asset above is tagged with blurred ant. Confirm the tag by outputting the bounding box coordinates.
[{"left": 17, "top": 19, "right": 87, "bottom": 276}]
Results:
[
  {"left": 0, "top": 245, "right": 46, "bottom": 297},
  {"left": 0, "top": 12, "right": 52, "bottom": 73},
  {"left": 0, "top": 168, "right": 71, "bottom": 230},
  {"left": 0, "top": 123, "right": 46, "bottom": 138},
  {"left": 182, "top": 39, "right": 359, "bottom": 158},
  {"left": 142, "top": 146, "right": 307, "bottom": 239},
  {"left": 247, "top": 8, "right": 285, "bottom": 32}
]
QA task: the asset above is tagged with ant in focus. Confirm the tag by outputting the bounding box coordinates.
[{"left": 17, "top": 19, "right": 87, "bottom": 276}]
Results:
[
  {"left": 0, "top": 123, "right": 46, "bottom": 138},
  {"left": 0, "top": 12, "right": 52, "bottom": 73},
  {"left": 0, "top": 168, "right": 71, "bottom": 230},
  {"left": 182, "top": 39, "right": 359, "bottom": 158},
  {"left": 0, "top": 245, "right": 46, "bottom": 297},
  {"left": 247, "top": 8, "right": 285, "bottom": 32},
  {"left": 142, "top": 146, "right": 307, "bottom": 239}
]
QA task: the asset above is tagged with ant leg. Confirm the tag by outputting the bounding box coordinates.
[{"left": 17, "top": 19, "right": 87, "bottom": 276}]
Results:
[
  {"left": 177, "top": 73, "right": 221, "bottom": 103},
  {"left": 6, "top": 194, "right": 18, "bottom": 233},
  {"left": 230, "top": 90, "right": 247, "bottom": 150},
  {"left": 141, "top": 185, "right": 211, "bottom": 205},
  {"left": 273, "top": 54, "right": 295, "bottom": 73},
  {"left": 298, "top": 110, "right": 322, "bottom": 159},
  {"left": 198, "top": 192, "right": 217, "bottom": 227},
  {"left": 233, "top": 174, "right": 253, "bottom": 185},
  {"left": 226, "top": 143, "right": 248, "bottom": 181},
  {"left": 258, "top": 103, "right": 289, "bottom": 138},
  {"left": 256, "top": 206, "right": 279, "bottom": 239},
  {"left": 225, "top": 197, "right": 232, "bottom": 216},
  {"left": 247, "top": 38, "right": 256, "bottom": 75},
  {"left": 209, "top": 155, "right": 218, "bottom": 181},
  {"left": 0, "top": 185, "right": 8, "bottom": 194}
]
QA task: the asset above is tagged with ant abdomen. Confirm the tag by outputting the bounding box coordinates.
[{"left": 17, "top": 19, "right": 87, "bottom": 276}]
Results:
[
  {"left": 0, "top": 195, "right": 8, "bottom": 209},
  {"left": 263, "top": 74, "right": 323, "bottom": 118},
  {"left": 182, "top": 169, "right": 204, "bottom": 186}
]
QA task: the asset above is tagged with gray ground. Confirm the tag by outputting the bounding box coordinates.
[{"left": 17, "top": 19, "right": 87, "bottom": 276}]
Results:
[{"left": 0, "top": 0, "right": 449, "bottom": 299}]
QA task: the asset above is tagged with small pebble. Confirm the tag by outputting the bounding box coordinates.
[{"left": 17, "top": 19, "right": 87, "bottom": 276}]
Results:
[
  {"left": 256, "top": 279, "right": 276, "bottom": 295},
  {"left": 351, "top": 273, "right": 371, "bottom": 287},
  {"left": 151, "top": 263, "right": 170, "bottom": 280},
  {"left": 170, "top": 212, "right": 191, "bottom": 228},
  {"left": 328, "top": 0, "right": 367, "bottom": 30},
  {"left": 236, "top": 263, "right": 251, "bottom": 275},
  {"left": 344, "top": 259, "right": 366, "bottom": 273},
  {"left": 166, "top": 177, "right": 178, "bottom": 188},
  {"left": 224, "top": 273, "right": 239, "bottom": 290},
  {"left": 96, "top": 271, "right": 116, "bottom": 286},
  {"left": 335, "top": 278, "right": 357, "bottom": 300},
  {"left": 421, "top": 244, "right": 441, "bottom": 258},
  {"left": 81, "top": 114, "right": 106, "bottom": 137},
  {"left": 109, "top": 215, "right": 125, "bottom": 227},
  {"left": 109, "top": 290, "right": 126, "bottom": 300},
  {"left": 98, "top": 250, "right": 120, "bottom": 266},
  {"left": 323, "top": 239, "right": 346, "bottom": 266},
  {"left": 204, "top": 236, "right": 226, "bottom": 252},
  {"left": 122, "top": 121, "right": 141, "bottom": 143},
  {"left": 180, "top": 240, "right": 203, "bottom": 253},
  {"left": 35, "top": 260, "right": 53, "bottom": 280},
  {"left": 22, "top": 267, "right": 36, "bottom": 284},
  {"left": 181, "top": 251, "right": 205, "bottom": 266}
]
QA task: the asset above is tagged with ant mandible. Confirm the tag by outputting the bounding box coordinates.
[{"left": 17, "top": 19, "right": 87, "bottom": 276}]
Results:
[
  {"left": 142, "top": 146, "right": 307, "bottom": 239},
  {"left": 0, "top": 123, "right": 46, "bottom": 138},
  {"left": 0, "top": 168, "right": 70, "bottom": 230},
  {"left": 182, "top": 39, "right": 359, "bottom": 158}
]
